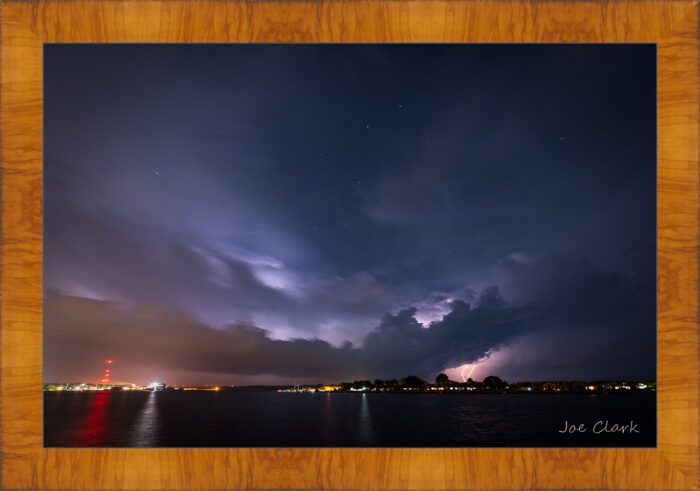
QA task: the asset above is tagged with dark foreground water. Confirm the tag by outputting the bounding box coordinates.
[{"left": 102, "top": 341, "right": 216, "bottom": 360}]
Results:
[{"left": 44, "top": 391, "right": 655, "bottom": 447}]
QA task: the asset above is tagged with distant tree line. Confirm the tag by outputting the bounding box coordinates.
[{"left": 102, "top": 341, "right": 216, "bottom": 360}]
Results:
[
  {"left": 333, "top": 373, "right": 508, "bottom": 391},
  {"left": 327, "top": 374, "right": 653, "bottom": 394},
  {"left": 336, "top": 375, "right": 433, "bottom": 391}
]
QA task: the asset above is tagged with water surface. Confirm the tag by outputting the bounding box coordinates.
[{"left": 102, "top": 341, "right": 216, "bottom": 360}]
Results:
[{"left": 44, "top": 391, "right": 656, "bottom": 447}]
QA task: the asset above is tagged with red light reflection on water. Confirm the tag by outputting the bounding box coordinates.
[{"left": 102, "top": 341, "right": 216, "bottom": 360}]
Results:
[{"left": 71, "top": 392, "right": 111, "bottom": 446}]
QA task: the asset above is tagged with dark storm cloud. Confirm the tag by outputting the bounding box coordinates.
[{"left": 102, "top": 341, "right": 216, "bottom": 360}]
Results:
[
  {"left": 362, "top": 287, "right": 526, "bottom": 379},
  {"left": 44, "top": 286, "right": 526, "bottom": 384},
  {"left": 45, "top": 250, "right": 653, "bottom": 384},
  {"left": 45, "top": 195, "right": 402, "bottom": 343},
  {"left": 44, "top": 294, "right": 358, "bottom": 382},
  {"left": 489, "top": 253, "right": 656, "bottom": 380},
  {"left": 44, "top": 44, "right": 656, "bottom": 383}
]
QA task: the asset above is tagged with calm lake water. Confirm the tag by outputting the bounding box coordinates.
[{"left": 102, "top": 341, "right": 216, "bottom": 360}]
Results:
[{"left": 44, "top": 391, "right": 655, "bottom": 447}]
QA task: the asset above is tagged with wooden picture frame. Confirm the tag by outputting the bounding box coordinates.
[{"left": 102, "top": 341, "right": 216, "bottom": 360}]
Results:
[{"left": 1, "top": 1, "right": 698, "bottom": 489}]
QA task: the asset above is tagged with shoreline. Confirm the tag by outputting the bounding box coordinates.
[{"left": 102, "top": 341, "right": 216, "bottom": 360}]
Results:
[{"left": 43, "top": 389, "right": 656, "bottom": 396}]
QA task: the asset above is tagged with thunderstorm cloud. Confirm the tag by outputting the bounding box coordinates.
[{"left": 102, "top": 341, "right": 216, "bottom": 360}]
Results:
[{"left": 44, "top": 44, "right": 656, "bottom": 384}]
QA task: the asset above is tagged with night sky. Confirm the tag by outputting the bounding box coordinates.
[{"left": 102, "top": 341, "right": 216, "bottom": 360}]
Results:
[{"left": 44, "top": 44, "right": 656, "bottom": 386}]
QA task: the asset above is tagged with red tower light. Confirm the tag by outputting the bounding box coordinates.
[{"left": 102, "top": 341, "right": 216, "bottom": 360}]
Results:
[{"left": 101, "top": 359, "right": 113, "bottom": 385}]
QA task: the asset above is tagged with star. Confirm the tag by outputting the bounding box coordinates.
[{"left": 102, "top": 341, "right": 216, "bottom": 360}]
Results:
[
  {"left": 365, "top": 123, "right": 371, "bottom": 129},
  {"left": 154, "top": 170, "right": 160, "bottom": 176}
]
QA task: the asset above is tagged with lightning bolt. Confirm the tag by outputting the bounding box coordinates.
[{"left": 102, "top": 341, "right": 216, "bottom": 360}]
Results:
[
  {"left": 459, "top": 353, "right": 494, "bottom": 382},
  {"left": 460, "top": 363, "right": 478, "bottom": 382}
]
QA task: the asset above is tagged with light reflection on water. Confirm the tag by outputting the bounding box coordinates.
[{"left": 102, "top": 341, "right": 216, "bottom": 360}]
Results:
[
  {"left": 358, "top": 393, "right": 374, "bottom": 442},
  {"left": 131, "top": 391, "right": 158, "bottom": 446},
  {"left": 44, "top": 392, "right": 656, "bottom": 447},
  {"left": 322, "top": 392, "right": 336, "bottom": 445},
  {"left": 71, "top": 391, "right": 110, "bottom": 446}
]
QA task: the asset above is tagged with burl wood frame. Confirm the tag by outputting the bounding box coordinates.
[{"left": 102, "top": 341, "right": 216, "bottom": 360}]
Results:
[{"left": 1, "top": 1, "right": 698, "bottom": 490}]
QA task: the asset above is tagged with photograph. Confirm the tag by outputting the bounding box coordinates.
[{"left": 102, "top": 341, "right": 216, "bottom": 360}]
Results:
[{"left": 43, "top": 43, "right": 657, "bottom": 448}]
